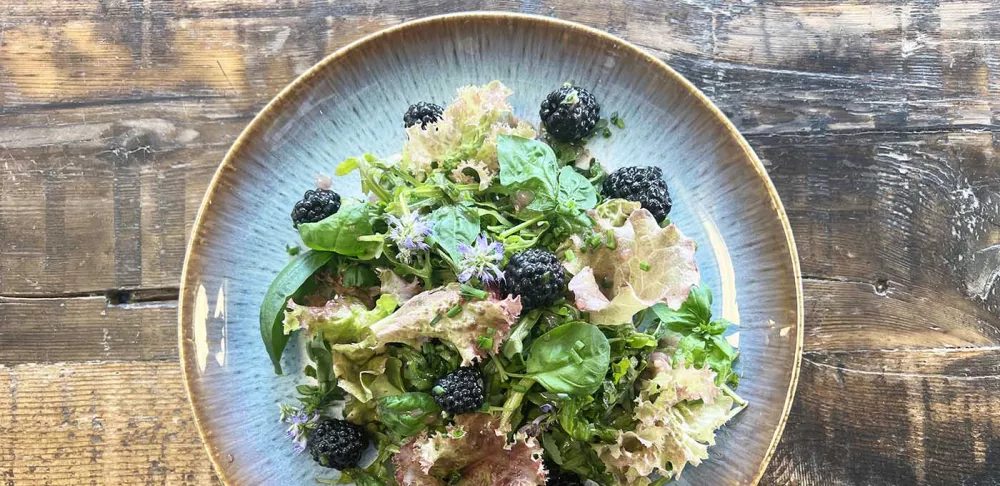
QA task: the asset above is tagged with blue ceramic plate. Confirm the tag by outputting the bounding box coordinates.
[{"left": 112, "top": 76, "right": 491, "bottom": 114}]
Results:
[{"left": 179, "top": 13, "right": 802, "bottom": 485}]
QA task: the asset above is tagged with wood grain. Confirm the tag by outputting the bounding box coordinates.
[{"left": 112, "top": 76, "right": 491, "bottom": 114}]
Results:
[
  {"left": 2, "top": 0, "right": 1000, "bottom": 484},
  {"left": 763, "top": 348, "right": 1000, "bottom": 485},
  {"left": 0, "top": 296, "right": 178, "bottom": 365},
  {"left": 0, "top": 362, "right": 219, "bottom": 485}
]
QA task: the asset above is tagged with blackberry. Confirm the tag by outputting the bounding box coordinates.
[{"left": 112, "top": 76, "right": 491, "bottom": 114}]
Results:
[
  {"left": 308, "top": 418, "right": 367, "bottom": 470},
  {"left": 291, "top": 189, "right": 341, "bottom": 228},
  {"left": 501, "top": 249, "right": 566, "bottom": 311},
  {"left": 431, "top": 367, "right": 485, "bottom": 414},
  {"left": 539, "top": 85, "right": 600, "bottom": 143},
  {"left": 545, "top": 459, "right": 583, "bottom": 486},
  {"left": 601, "top": 166, "right": 672, "bottom": 223},
  {"left": 403, "top": 102, "right": 443, "bottom": 129}
]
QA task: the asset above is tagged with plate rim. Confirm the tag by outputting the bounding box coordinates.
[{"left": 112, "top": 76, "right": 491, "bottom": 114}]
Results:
[{"left": 177, "top": 11, "right": 804, "bottom": 485}]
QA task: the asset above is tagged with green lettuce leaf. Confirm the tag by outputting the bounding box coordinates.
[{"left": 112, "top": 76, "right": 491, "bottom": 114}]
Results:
[
  {"left": 259, "top": 250, "right": 334, "bottom": 374},
  {"left": 282, "top": 294, "right": 398, "bottom": 341}
]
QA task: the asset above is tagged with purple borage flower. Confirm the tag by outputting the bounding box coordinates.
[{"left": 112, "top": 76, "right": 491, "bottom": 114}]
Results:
[
  {"left": 457, "top": 234, "right": 505, "bottom": 284},
  {"left": 279, "top": 404, "right": 319, "bottom": 454},
  {"left": 386, "top": 212, "right": 433, "bottom": 264}
]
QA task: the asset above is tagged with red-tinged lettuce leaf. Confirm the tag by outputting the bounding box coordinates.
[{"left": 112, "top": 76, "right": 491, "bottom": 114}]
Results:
[
  {"left": 378, "top": 268, "right": 422, "bottom": 303},
  {"left": 594, "top": 363, "right": 732, "bottom": 484},
  {"left": 393, "top": 414, "right": 546, "bottom": 486},
  {"left": 564, "top": 204, "right": 700, "bottom": 325},
  {"left": 369, "top": 284, "right": 521, "bottom": 365}
]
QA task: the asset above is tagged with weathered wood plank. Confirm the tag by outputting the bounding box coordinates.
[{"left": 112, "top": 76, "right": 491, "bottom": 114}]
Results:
[
  {"left": 763, "top": 348, "right": 1000, "bottom": 485},
  {"left": 0, "top": 295, "right": 178, "bottom": 365},
  {"left": 3, "top": 1, "right": 1000, "bottom": 134},
  {"left": 0, "top": 108, "right": 243, "bottom": 294},
  {"left": 0, "top": 361, "right": 219, "bottom": 485},
  {"left": 754, "top": 129, "right": 1000, "bottom": 323}
]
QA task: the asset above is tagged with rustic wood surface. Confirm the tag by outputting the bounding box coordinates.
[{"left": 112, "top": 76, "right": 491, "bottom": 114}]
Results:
[{"left": 2, "top": 1, "right": 999, "bottom": 485}]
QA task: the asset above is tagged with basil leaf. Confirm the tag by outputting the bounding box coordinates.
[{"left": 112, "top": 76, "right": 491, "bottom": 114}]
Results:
[
  {"left": 342, "top": 264, "right": 379, "bottom": 288},
  {"left": 298, "top": 203, "right": 381, "bottom": 258},
  {"left": 526, "top": 322, "right": 610, "bottom": 395},
  {"left": 497, "top": 135, "right": 559, "bottom": 214},
  {"left": 377, "top": 392, "right": 441, "bottom": 438},
  {"left": 556, "top": 166, "right": 598, "bottom": 212},
  {"left": 259, "top": 250, "right": 334, "bottom": 374},
  {"left": 427, "top": 205, "right": 480, "bottom": 262}
]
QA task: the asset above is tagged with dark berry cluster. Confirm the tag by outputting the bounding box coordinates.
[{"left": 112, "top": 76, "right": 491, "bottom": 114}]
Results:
[
  {"left": 539, "top": 86, "right": 600, "bottom": 142},
  {"left": 403, "top": 102, "right": 444, "bottom": 129},
  {"left": 602, "top": 166, "right": 672, "bottom": 223},
  {"left": 290, "top": 189, "right": 341, "bottom": 227},
  {"left": 308, "top": 418, "right": 367, "bottom": 470},
  {"left": 501, "top": 249, "right": 567, "bottom": 311},
  {"left": 431, "top": 366, "right": 485, "bottom": 414}
]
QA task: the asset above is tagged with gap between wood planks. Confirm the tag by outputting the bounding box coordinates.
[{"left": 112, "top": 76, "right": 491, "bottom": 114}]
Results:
[{"left": 0, "top": 286, "right": 179, "bottom": 305}]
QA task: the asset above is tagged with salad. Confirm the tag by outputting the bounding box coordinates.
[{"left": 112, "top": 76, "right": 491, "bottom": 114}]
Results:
[{"left": 260, "top": 81, "right": 746, "bottom": 486}]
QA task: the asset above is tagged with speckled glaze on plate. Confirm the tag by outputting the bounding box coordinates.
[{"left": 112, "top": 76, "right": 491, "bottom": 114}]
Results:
[{"left": 179, "top": 12, "right": 803, "bottom": 486}]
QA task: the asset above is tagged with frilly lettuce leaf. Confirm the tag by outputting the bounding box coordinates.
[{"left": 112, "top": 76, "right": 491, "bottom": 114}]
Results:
[
  {"left": 393, "top": 414, "right": 546, "bottom": 486},
  {"left": 378, "top": 269, "right": 422, "bottom": 304},
  {"left": 283, "top": 294, "right": 398, "bottom": 340},
  {"left": 369, "top": 284, "right": 522, "bottom": 365},
  {"left": 594, "top": 363, "right": 731, "bottom": 484},
  {"left": 402, "top": 81, "right": 536, "bottom": 180},
  {"left": 332, "top": 350, "right": 404, "bottom": 404},
  {"left": 564, "top": 203, "right": 700, "bottom": 325}
]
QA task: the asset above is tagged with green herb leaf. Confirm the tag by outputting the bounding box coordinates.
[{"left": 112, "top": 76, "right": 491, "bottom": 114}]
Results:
[
  {"left": 497, "top": 135, "right": 559, "bottom": 213},
  {"left": 526, "top": 322, "right": 610, "bottom": 395},
  {"left": 427, "top": 205, "right": 481, "bottom": 262},
  {"left": 556, "top": 166, "right": 598, "bottom": 212},
  {"left": 298, "top": 203, "right": 381, "bottom": 258},
  {"left": 342, "top": 263, "right": 380, "bottom": 288},
  {"left": 377, "top": 392, "right": 441, "bottom": 438},
  {"left": 259, "top": 250, "right": 334, "bottom": 374}
]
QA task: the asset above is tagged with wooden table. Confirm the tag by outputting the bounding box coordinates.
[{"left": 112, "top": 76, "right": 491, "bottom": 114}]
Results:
[{"left": 2, "top": 1, "right": 999, "bottom": 484}]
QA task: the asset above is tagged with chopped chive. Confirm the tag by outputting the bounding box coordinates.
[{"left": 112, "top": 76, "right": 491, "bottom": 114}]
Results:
[
  {"left": 460, "top": 284, "right": 489, "bottom": 300},
  {"left": 477, "top": 336, "right": 494, "bottom": 350},
  {"left": 640, "top": 262, "right": 651, "bottom": 272},
  {"left": 432, "top": 385, "right": 446, "bottom": 396},
  {"left": 564, "top": 249, "right": 576, "bottom": 262},
  {"left": 605, "top": 229, "right": 616, "bottom": 249},
  {"left": 446, "top": 305, "right": 463, "bottom": 318},
  {"left": 574, "top": 340, "right": 586, "bottom": 350},
  {"left": 610, "top": 111, "right": 625, "bottom": 129},
  {"left": 601, "top": 127, "right": 612, "bottom": 138},
  {"left": 429, "top": 313, "right": 443, "bottom": 327},
  {"left": 285, "top": 244, "right": 301, "bottom": 256}
]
